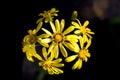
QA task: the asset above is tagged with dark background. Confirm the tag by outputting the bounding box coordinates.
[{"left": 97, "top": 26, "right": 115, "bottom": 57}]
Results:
[{"left": 15, "top": 0, "right": 120, "bottom": 80}]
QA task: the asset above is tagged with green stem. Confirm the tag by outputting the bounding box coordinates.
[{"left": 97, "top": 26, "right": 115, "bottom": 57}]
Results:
[
  {"left": 37, "top": 69, "right": 47, "bottom": 80},
  {"left": 76, "top": 19, "right": 81, "bottom": 26}
]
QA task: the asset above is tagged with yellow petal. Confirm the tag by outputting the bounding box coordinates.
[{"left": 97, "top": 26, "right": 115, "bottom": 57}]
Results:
[
  {"left": 86, "top": 28, "right": 95, "bottom": 34},
  {"left": 23, "top": 35, "right": 29, "bottom": 43},
  {"left": 63, "top": 42, "right": 75, "bottom": 52},
  {"left": 38, "top": 13, "right": 44, "bottom": 16},
  {"left": 65, "top": 55, "right": 77, "bottom": 62},
  {"left": 86, "top": 28, "right": 91, "bottom": 32},
  {"left": 84, "top": 57, "right": 88, "bottom": 62},
  {"left": 42, "top": 47, "right": 48, "bottom": 60},
  {"left": 85, "top": 39, "right": 91, "bottom": 49},
  {"left": 79, "top": 36, "right": 84, "bottom": 49},
  {"left": 87, "top": 31, "right": 95, "bottom": 35},
  {"left": 63, "top": 26, "right": 74, "bottom": 35},
  {"left": 83, "top": 34, "right": 88, "bottom": 43},
  {"left": 66, "top": 35, "right": 78, "bottom": 44},
  {"left": 54, "top": 45, "right": 59, "bottom": 58},
  {"left": 43, "top": 66, "right": 47, "bottom": 71},
  {"left": 50, "top": 21, "right": 56, "bottom": 33},
  {"left": 74, "top": 30, "right": 81, "bottom": 34},
  {"left": 53, "top": 63, "right": 64, "bottom": 67},
  {"left": 72, "top": 58, "right": 80, "bottom": 70},
  {"left": 32, "top": 29, "right": 37, "bottom": 34},
  {"left": 42, "top": 38, "right": 51, "bottom": 43},
  {"left": 71, "top": 21, "right": 80, "bottom": 28},
  {"left": 50, "top": 8, "right": 59, "bottom": 13},
  {"left": 39, "top": 42, "right": 49, "bottom": 47},
  {"left": 72, "top": 43, "right": 80, "bottom": 52},
  {"left": 48, "top": 50, "right": 54, "bottom": 61},
  {"left": 37, "top": 38, "right": 49, "bottom": 47},
  {"left": 38, "top": 34, "right": 50, "bottom": 38},
  {"left": 22, "top": 45, "right": 28, "bottom": 52},
  {"left": 42, "top": 28, "right": 52, "bottom": 35},
  {"left": 45, "top": 19, "right": 49, "bottom": 23},
  {"left": 50, "top": 8, "right": 56, "bottom": 12},
  {"left": 34, "top": 53, "right": 43, "bottom": 61},
  {"left": 52, "top": 58, "right": 62, "bottom": 63},
  {"left": 52, "top": 13, "right": 58, "bottom": 16},
  {"left": 36, "top": 21, "right": 43, "bottom": 32},
  {"left": 77, "top": 59, "right": 82, "bottom": 69},
  {"left": 86, "top": 52, "right": 91, "bottom": 57},
  {"left": 86, "top": 33, "right": 93, "bottom": 39},
  {"left": 38, "top": 62, "right": 43, "bottom": 66},
  {"left": 36, "top": 18, "right": 43, "bottom": 24},
  {"left": 48, "top": 43, "right": 55, "bottom": 54},
  {"left": 83, "top": 20, "right": 89, "bottom": 27},
  {"left": 26, "top": 53, "right": 34, "bottom": 62},
  {"left": 52, "top": 67, "right": 63, "bottom": 74},
  {"left": 66, "top": 35, "right": 78, "bottom": 40},
  {"left": 55, "top": 19, "right": 60, "bottom": 32},
  {"left": 59, "top": 44, "right": 68, "bottom": 57},
  {"left": 60, "top": 19, "right": 65, "bottom": 32},
  {"left": 48, "top": 68, "right": 54, "bottom": 75},
  {"left": 50, "top": 67, "right": 59, "bottom": 75},
  {"left": 28, "top": 30, "right": 32, "bottom": 34}
]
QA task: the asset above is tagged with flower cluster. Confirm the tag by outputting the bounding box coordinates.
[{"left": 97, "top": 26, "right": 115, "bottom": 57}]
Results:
[{"left": 22, "top": 8, "right": 95, "bottom": 75}]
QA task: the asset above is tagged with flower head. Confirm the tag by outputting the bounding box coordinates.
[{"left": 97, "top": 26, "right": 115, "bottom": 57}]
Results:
[
  {"left": 22, "top": 29, "right": 42, "bottom": 62},
  {"left": 41, "top": 19, "right": 78, "bottom": 58},
  {"left": 65, "top": 36, "right": 91, "bottom": 70},
  {"left": 38, "top": 47, "right": 64, "bottom": 75},
  {"left": 37, "top": 8, "right": 59, "bottom": 23},
  {"left": 72, "top": 20, "right": 95, "bottom": 42}
]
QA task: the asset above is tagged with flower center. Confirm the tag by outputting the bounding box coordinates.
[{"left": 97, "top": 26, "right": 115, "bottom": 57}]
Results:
[
  {"left": 80, "top": 27, "right": 86, "bottom": 34},
  {"left": 44, "top": 11, "right": 51, "bottom": 18},
  {"left": 78, "top": 49, "right": 87, "bottom": 59},
  {"left": 53, "top": 33, "right": 64, "bottom": 43},
  {"left": 29, "top": 35, "right": 37, "bottom": 44},
  {"left": 42, "top": 61, "right": 52, "bottom": 69}
]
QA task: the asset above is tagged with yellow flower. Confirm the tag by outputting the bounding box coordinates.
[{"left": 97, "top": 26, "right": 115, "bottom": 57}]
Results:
[
  {"left": 22, "top": 29, "right": 49, "bottom": 62},
  {"left": 72, "top": 20, "right": 95, "bottom": 42},
  {"left": 38, "top": 47, "right": 64, "bottom": 75},
  {"left": 42, "top": 19, "right": 78, "bottom": 58},
  {"left": 22, "top": 29, "right": 47, "bottom": 62},
  {"left": 65, "top": 36, "right": 91, "bottom": 70},
  {"left": 22, "top": 44, "right": 42, "bottom": 62},
  {"left": 37, "top": 8, "right": 59, "bottom": 23}
]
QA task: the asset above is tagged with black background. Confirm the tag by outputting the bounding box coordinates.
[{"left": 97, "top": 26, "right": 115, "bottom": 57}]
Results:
[{"left": 14, "top": 0, "right": 120, "bottom": 80}]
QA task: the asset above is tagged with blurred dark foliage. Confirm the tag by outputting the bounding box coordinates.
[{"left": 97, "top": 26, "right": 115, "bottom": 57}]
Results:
[{"left": 15, "top": 0, "right": 120, "bottom": 80}]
